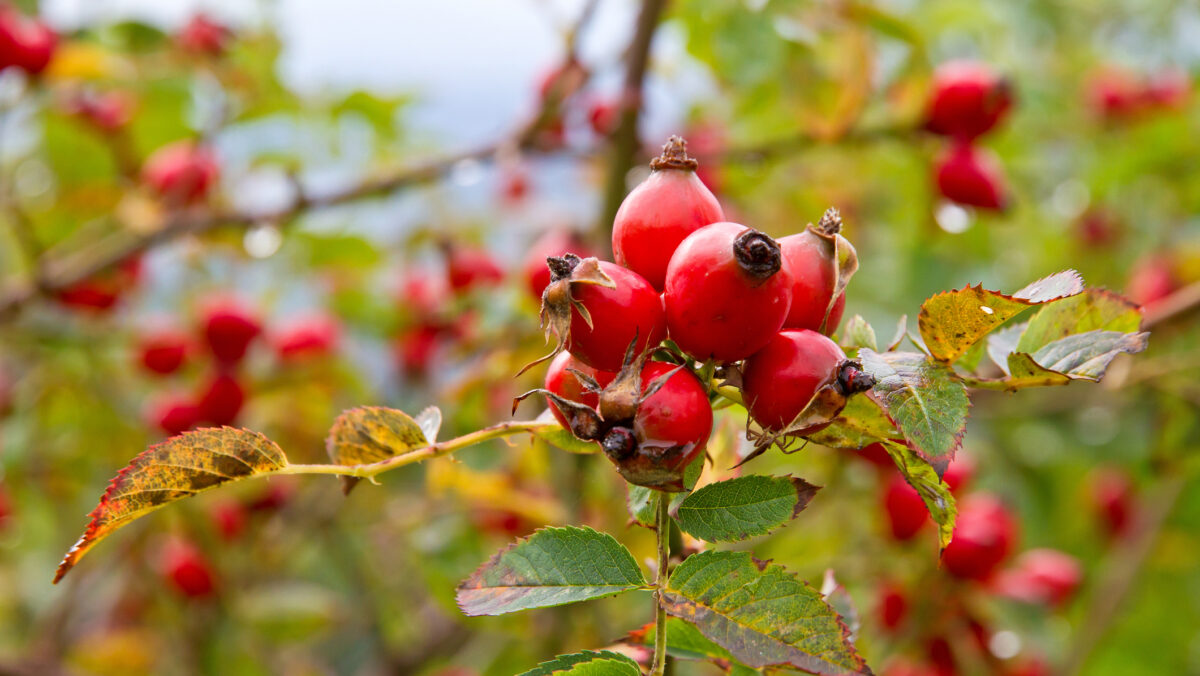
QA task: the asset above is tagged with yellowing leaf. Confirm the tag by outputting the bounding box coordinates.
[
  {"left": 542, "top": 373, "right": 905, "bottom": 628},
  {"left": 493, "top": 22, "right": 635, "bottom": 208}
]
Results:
[{"left": 326, "top": 406, "right": 431, "bottom": 494}]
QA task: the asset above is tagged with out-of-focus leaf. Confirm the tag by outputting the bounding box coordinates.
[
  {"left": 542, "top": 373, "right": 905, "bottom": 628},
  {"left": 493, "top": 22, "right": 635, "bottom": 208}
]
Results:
[
  {"left": 1015, "top": 289, "right": 1142, "bottom": 354},
  {"left": 456, "top": 527, "right": 646, "bottom": 616},
  {"left": 1028, "top": 331, "right": 1148, "bottom": 380},
  {"left": 237, "top": 582, "right": 342, "bottom": 642},
  {"left": 293, "top": 232, "right": 383, "bottom": 270},
  {"left": 882, "top": 441, "right": 957, "bottom": 550},
  {"left": 326, "top": 407, "right": 429, "bottom": 494},
  {"left": 821, "top": 570, "right": 860, "bottom": 644},
  {"left": 859, "top": 349, "right": 970, "bottom": 464},
  {"left": 675, "top": 475, "right": 819, "bottom": 543},
  {"left": 843, "top": 315, "right": 877, "bottom": 352},
  {"left": 332, "top": 91, "right": 410, "bottom": 141},
  {"left": 517, "top": 651, "right": 642, "bottom": 676},
  {"left": 55, "top": 429, "right": 288, "bottom": 583},
  {"left": 660, "top": 550, "right": 867, "bottom": 674}
]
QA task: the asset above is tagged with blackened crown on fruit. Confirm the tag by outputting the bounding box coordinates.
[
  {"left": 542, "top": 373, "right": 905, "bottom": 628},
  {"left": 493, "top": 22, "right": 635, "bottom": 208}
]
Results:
[
  {"left": 835, "top": 361, "right": 876, "bottom": 396},
  {"left": 546, "top": 254, "right": 581, "bottom": 283},
  {"left": 601, "top": 426, "right": 637, "bottom": 461},
  {"left": 733, "top": 229, "right": 783, "bottom": 280},
  {"left": 649, "top": 135, "right": 700, "bottom": 171}
]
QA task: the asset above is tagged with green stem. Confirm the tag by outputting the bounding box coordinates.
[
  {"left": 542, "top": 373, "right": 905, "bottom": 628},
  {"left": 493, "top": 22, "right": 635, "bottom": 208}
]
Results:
[
  {"left": 276, "top": 420, "right": 549, "bottom": 479},
  {"left": 651, "top": 490, "right": 671, "bottom": 676}
]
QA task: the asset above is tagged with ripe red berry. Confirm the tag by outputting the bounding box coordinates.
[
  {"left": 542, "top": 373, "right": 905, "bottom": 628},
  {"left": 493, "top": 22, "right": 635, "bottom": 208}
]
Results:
[
  {"left": 778, "top": 210, "right": 851, "bottom": 334},
  {"left": 934, "top": 142, "right": 1009, "bottom": 211},
  {"left": 142, "top": 141, "right": 219, "bottom": 205},
  {"left": 1088, "top": 468, "right": 1136, "bottom": 539},
  {"left": 444, "top": 243, "right": 505, "bottom": 292},
  {"left": 270, "top": 313, "right": 340, "bottom": 362},
  {"left": 1087, "top": 66, "right": 1146, "bottom": 120},
  {"left": 992, "top": 548, "right": 1082, "bottom": 607},
  {"left": 523, "top": 230, "right": 595, "bottom": 301},
  {"left": 160, "top": 537, "right": 216, "bottom": 599},
  {"left": 613, "top": 136, "right": 725, "bottom": 291},
  {"left": 395, "top": 324, "right": 442, "bottom": 378},
  {"left": 883, "top": 474, "right": 929, "bottom": 541},
  {"left": 196, "top": 372, "right": 246, "bottom": 426},
  {"left": 877, "top": 582, "right": 909, "bottom": 631},
  {"left": 1126, "top": 255, "right": 1176, "bottom": 308},
  {"left": 664, "top": 223, "right": 796, "bottom": 362},
  {"left": 925, "top": 61, "right": 1014, "bottom": 139},
  {"left": 540, "top": 257, "right": 666, "bottom": 372},
  {"left": 587, "top": 97, "right": 619, "bottom": 136},
  {"left": 543, "top": 351, "right": 616, "bottom": 430},
  {"left": 741, "top": 329, "right": 872, "bottom": 432},
  {"left": 177, "top": 13, "right": 230, "bottom": 56},
  {"left": 0, "top": 7, "right": 56, "bottom": 75},
  {"left": 138, "top": 326, "right": 191, "bottom": 375},
  {"left": 942, "top": 453, "right": 975, "bottom": 495},
  {"left": 942, "top": 494, "right": 1018, "bottom": 580},
  {"left": 200, "top": 298, "right": 261, "bottom": 365},
  {"left": 150, "top": 394, "right": 201, "bottom": 436},
  {"left": 56, "top": 278, "right": 122, "bottom": 312}
]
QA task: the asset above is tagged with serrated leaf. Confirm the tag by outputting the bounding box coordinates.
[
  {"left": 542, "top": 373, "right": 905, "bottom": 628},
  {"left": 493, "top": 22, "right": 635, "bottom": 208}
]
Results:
[
  {"left": 627, "top": 454, "right": 703, "bottom": 527},
  {"left": 805, "top": 395, "right": 898, "bottom": 450},
  {"left": 918, "top": 271, "right": 1084, "bottom": 363},
  {"left": 55, "top": 428, "right": 287, "bottom": 583},
  {"left": 859, "top": 349, "right": 969, "bottom": 463},
  {"left": 327, "top": 407, "right": 430, "bottom": 495},
  {"left": 1029, "top": 330, "right": 1149, "bottom": 379},
  {"left": 821, "top": 570, "right": 860, "bottom": 645},
  {"left": 456, "top": 526, "right": 646, "bottom": 616},
  {"left": 881, "top": 441, "right": 957, "bottom": 551},
  {"left": 843, "top": 315, "right": 878, "bottom": 352},
  {"left": 517, "top": 650, "right": 643, "bottom": 676},
  {"left": 660, "top": 550, "right": 868, "bottom": 674},
  {"left": 1015, "top": 289, "right": 1141, "bottom": 354},
  {"left": 675, "top": 475, "right": 819, "bottom": 543},
  {"left": 624, "top": 618, "right": 756, "bottom": 669}
]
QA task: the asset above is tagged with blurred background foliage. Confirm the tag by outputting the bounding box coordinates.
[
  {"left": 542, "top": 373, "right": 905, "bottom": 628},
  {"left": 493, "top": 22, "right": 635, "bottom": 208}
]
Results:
[{"left": 0, "top": 0, "right": 1197, "bottom": 674}]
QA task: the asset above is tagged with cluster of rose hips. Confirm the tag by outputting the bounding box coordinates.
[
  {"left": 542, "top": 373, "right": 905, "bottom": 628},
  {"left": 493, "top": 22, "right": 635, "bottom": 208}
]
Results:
[
  {"left": 1087, "top": 65, "right": 1191, "bottom": 122},
  {"left": 925, "top": 61, "right": 1014, "bottom": 212},
  {"left": 141, "top": 297, "right": 339, "bottom": 436},
  {"left": 518, "top": 136, "right": 872, "bottom": 489}
]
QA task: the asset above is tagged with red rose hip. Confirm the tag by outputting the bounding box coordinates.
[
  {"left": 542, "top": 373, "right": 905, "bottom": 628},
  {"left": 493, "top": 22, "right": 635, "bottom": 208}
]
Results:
[
  {"left": 523, "top": 230, "right": 595, "bottom": 301},
  {"left": 779, "top": 209, "right": 854, "bottom": 334},
  {"left": 925, "top": 61, "right": 1014, "bottom": 139},
  {"left": 139, "top": 326, "right": 191, "bottom": 375},
  {"left": 664, "top": 222, "right": 794, "bottom": 362},
  {"left": 543, "top": 351, "right": 615, "bottom": 430},
  {"left": 200, "top": 297, "right": 261, "bottom": 365},
  {"left": 884, "top": 474, "right": 929, "bottom": 541},
  {"left": 142, "top": 140, "right": 219, "bottom": 205},
  {"left": 935, "top": 142, "right": 1009, "bottom": 211},
  {"left": 942, "top": 494, "right": 1018, "bottom": 580},
  {"left": 612, "top": 136, "right": 724, "bottom": 291}
]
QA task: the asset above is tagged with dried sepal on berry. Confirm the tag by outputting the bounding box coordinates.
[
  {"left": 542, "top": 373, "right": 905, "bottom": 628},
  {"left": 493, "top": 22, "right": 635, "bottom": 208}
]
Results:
[
  {"left": 809, "top": 208, "right": 858, "bottom": 335},
  {"left": 518, "top": 254, "right": 615, "bottom": 375}
]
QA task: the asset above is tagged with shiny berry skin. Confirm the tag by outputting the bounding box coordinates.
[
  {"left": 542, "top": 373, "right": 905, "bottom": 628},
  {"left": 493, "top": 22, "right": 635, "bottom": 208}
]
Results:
[
  {"left": 201, "top": 298, "right": 261, "bottom": 365},
  {"left": 613, "top": 136, "right": 724, "bottom": 291},
  {"left": 935, "top": 143, "right": 1009, "bottom": 211},
  {"left": 543, "top": 351, "right": 615, "bottom": 430},
  {"left": 196, "top": 372, "right": 245, "bottom": 426},
  {"left": 445, "top": 244, "right": 505, "bottom": 292},
  {"left": 270, "top": 313, "right": 340, "bottom": 362},
  {"left": 664, "top": 222, "right": 793, "bottom": 362},
  {"left": 779, "top": 230, "right": 845, "bottom": 334},
  {"left": 925, "top": 61, "right": 1013, "bottom": 139},
  {"left": 138, "top": 326, "right": 190, "bottom": 375},
  {"left": 523, "top": 230, "right": 595, "bottom": 301},
  {"left": 942, "top": 494, "right": 1018, "bottom": 580},
  {"left": 150, "top": 395, "right": 201, "bottom": 436},
  {"left": 177, "top": 13, "right": 229, "bottom": 55},
  {"left": 0, "top": 7, "right": 57, "bottom": 75},
  {"left": 993, "top": 548, "right": 1082, "bottom": 607},
  {"left": 884, "top": 474, "right": 929, "bottom": 541},
  {"left": 878, "top": 582, "right": 909, "bottom": 631},
  {"left": 160, "top": 538, "right": 216, "bottom": 599},
  {"left": 142, "top": 141, "right": 219, "bottom": 204},
  {"left": 567, "top": 261, "right": 667, "bottom": 372},
  {"left": 741, "top": 330, "right": 847, "bottom": 431}
]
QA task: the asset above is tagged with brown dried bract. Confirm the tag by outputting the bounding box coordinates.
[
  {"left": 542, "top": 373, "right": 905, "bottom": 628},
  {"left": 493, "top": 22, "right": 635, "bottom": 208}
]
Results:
[{"left": 517, "top": 255, "right": 615, "bottom": 376}]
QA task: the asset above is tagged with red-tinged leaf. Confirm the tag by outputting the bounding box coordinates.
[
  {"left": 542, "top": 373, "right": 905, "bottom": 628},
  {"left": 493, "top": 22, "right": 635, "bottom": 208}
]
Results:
[
  {"left": 859, "top": 349, "right": 969, "bottom": 464},
  {"left": 55, "top": 428, "right": 288, "bottom": 583}
]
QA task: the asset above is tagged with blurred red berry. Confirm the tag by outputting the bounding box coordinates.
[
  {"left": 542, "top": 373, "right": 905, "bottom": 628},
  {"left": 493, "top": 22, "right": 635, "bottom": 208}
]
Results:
[
  {"left": 925, "top": 61, "right": 1014, "bottom": 139},
  {"left": 1074, "top": 210, "right": 1120, "bottom": 248},
  {"left": 935, "top": 142, "right": 1009, "bottom": 211},
  {"left": 471, "top": 508, "right": 534, "bottom": 538},
  {"left": 587, "top": 97, "right": 619, "bottom": 136},
  {"left": 1143, "top": 68, "right": 1191, "bottom": 109},
  {"left": 271, "top": 313, "right": 340, "bottom": 363},
  {"left": 926, "top": 636, "right": 958, "bottom": 676},
  {"left": 854, "top": 442, "right": 894, "bottom": 469},
  {"left": 160, "top": 537, "right": 216, "bottom": 599},
  {"left": 523, "top": 229, "right": 596, "bottom": 301},
  {"left": 196, "top": 372, "right": 245, "bottom": 426},
  {"left": 200, "top": 297, "right": 261, "bottom": 365},
  {"left": 177, "top": 13, "right": 230, "bottom": 55},
  {"left": 499, "top": 166, "right": 530, "bottom": 204},
  {"left": 67, "top": 90, "right": 135, "bottom": 133},
  {"left": 246, "top": 480, "right": 294, "bottom": 513},
  {"left": 878, "top": 582, "right": 909, "bottom": 631},
  {"left": 942, "top": 453, "right": 976, "bottom": 495},
  {"left": 942, "top": 494, "right": 1018, "bottom": 580},
  {"left": 56, "top": 279, "right": 121, "bottom": 312},
  {"left": 138, "top": 326, "right": 191, "bottom": 376},
  {"left": 1088, "top": 468, "right": 1137, "bottom": 539},
  {"left": 209, "top": 499, "right": 246, "bottom": 541},
  {"left": 0, "top": 483, "right": 12, "bottom": 530},
  {"left": 1087, "top": 67, "right": 1146, "bottom": 120},
  {"left": 0, "top": 6, "right": 56, "bottom": 75},
  {"left": 150, "top": 394, "right": 201, "bottom": 436},
  {"left": 1126, "top": 255, "right": 1176, "bottom": 309},
  {"left": 993, "top": 548, "right": 1082, "bottom": 607},
  {"left": 398, "top": 270, "right": 449, "bottom": 320},
  {"left": 444, "top": 244, "right": 505, "bottom": 293},
  {"left": 142, "top": 141, "right": 220, "bottom": 205},
  {"left": 396, "top": 324, "right": 442, "bottom": 378},
  {"left": 537, "top": 58, "right": 587, "bottom": 104},
  {"left": 884, "top": 474, "right": 929, "bottom": 541}
]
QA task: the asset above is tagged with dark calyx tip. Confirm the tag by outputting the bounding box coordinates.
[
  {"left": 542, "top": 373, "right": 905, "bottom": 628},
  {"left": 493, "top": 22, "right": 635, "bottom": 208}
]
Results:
[
  {"left": 546, "top": 253, "right": 582, "bottom": 282},
  {"left": 601, "top": 426, "right": 637, "bottom": 461},
  {"left": 733, "top": 229, "right": 783, "bottom": 280},
  {"left": 649, "top": 135, "right": 699, "bottom": 171},
  {"left": 815, "top": 207, "right": 843, "bottom": 236},
  {"left": 836, "top": 360, "right": 876, "bottom": 396}
]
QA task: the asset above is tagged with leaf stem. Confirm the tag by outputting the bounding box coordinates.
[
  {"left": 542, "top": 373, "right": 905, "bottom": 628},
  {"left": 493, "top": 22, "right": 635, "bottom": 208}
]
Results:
[
  {"left": 276, "top": 420, "right": 550, "bottom": 479},
  {"left": 651, "top": 489, "right": 671, "bottom": 676}
]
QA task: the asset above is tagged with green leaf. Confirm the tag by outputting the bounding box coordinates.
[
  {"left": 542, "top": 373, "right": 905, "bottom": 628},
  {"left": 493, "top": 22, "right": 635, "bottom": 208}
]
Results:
[
  {"left": 1016, "top": 289, "right": 1141, "bottom": 354},
  {"left": 843, "top": 315, "right": 878, "bottom": 352},
  {"left": 882, "top": 441, "right": 957, "bottom": 550},
  {"left": 805, "top": 394, "right": 898, "bottom": 450},
  {"left": 456, "top": 526, "right": 646, "bottom": 616},
  {"left": 859, "top": 349, "right": 970, "bottom": 463},
  {"left": 326, "top": 407, "right": 430, "bottom": 494},
  {"left": 918, "top": 271, "right": 1083, "bottom": 363},
  {"left": 624, "top": 617, "right": 758, "bottom": 669},
  {"left": 517, "top": 650, "right": 643, "bottom": 676},
  {"left": 627, "top": 454, "right": 703, "bottom": 527},
  {"left": 660, "top": 550, "right": 867, "bottom": 674},
  {"left": 675, "top": 475, "right": 819, "bottom": 543}
]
